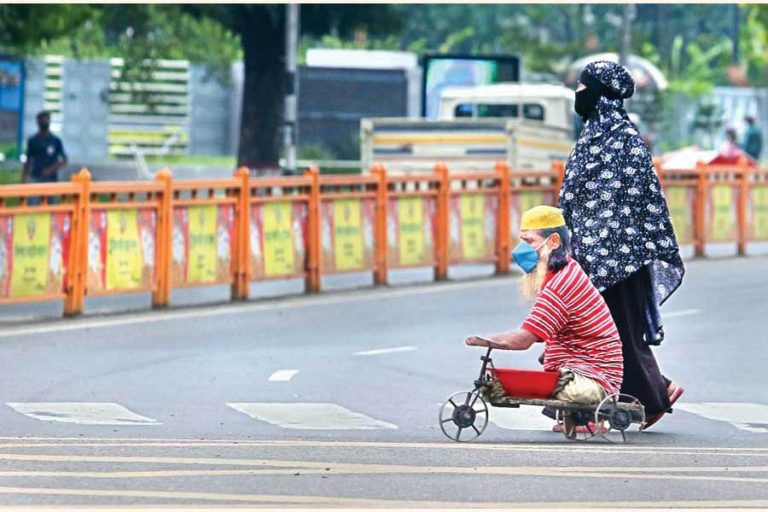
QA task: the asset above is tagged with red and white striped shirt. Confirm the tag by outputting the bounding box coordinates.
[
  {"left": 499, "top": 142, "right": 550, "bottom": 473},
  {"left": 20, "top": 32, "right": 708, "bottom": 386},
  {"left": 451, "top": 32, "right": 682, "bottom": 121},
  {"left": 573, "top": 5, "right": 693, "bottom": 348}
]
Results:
[{"left": 521, "top": 258, "right": 623, "bottom": 394}]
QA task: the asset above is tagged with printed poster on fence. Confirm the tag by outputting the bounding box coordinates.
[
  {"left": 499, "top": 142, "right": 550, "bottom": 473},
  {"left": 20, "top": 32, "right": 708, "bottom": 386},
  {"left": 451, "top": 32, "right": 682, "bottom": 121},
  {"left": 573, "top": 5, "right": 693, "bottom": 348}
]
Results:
[
  {"left": 751, "top": 187, "right": 768, "bottom": 240},
  {"left": 665, "top": 186, "right": 694, "bottom": 244},
  {"left": 321, "top": 199, "right": 374, "bottom": 273},
  {"left": 510, "top": 191, "right": 546, "bottom": 240},
  {"left": 450, "top": 194, "right": 496, "bottom": 261},
  {"left": 709, "top": 185, "right": 736, "bottom": 241},
  {"left": 0, "top": 213, "right": 70, "bottom": 299},
  {"left": 171, "top": 205, "right": 234, "bottom": 286},
  {"left": 387, "top": 197, "right": 435, "bottom": 268},
  {"left": 87, "top": 209, "right": 156, "bottom": 292},
  {"left": 250, "top": 202, "right": 307, "bottom": 280}
]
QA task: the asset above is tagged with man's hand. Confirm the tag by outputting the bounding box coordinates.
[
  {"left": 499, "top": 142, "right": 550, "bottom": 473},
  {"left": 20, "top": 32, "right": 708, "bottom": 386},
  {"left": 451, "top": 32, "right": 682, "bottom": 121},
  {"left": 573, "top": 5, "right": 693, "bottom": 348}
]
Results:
[{"left": 465, "top": 335, "right": 490, "bottom": 347}]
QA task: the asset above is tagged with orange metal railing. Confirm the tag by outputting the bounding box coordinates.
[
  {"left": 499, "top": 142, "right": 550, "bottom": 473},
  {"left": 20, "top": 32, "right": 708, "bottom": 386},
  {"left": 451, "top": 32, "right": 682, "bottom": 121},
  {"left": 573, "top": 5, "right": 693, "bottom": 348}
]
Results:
[{"left": 2, "top": 160, "right": 767, "bottom": 316}]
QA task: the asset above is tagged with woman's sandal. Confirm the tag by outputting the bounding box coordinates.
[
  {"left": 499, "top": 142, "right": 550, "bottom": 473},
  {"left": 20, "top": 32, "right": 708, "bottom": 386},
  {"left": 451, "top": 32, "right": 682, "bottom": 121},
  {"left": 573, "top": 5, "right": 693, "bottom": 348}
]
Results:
[{"left": 642, "top": 384, "right": 685, "bottom": 431}]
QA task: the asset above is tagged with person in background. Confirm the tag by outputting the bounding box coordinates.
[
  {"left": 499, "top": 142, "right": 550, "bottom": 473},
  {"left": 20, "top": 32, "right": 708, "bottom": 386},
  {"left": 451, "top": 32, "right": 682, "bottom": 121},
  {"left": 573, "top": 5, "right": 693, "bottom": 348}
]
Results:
[
  {"left": 719, "top": 127, "right": 744, "bottom": 160},
  {"left": 559, "top": 61, "right": 685, "bottom": 431},
  {"left": 743, "top": 116, "right": 763, "bottom": 162},
  {"left": 22, "top": 111, "right": 67, "bottom": 185}
]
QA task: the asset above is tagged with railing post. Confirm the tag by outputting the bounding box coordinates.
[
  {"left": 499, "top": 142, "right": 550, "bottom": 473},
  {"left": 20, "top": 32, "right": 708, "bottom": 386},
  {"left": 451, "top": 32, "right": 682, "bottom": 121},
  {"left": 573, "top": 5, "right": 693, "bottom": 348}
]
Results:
[
  {"left": 304, "top": 166, "right": 322, "bottom": 293},
  {"left": 695, "top": 161, "right": 707, "bottom": 258},
  {"left": 495, "top": 161, "right": 511, "bottom": 276},
  {"left": 232, "top": 167, "right": 251, "bottom": 300},
  {"left": 434, "top": 163, "right": 450, "bottom": 281},
  {"left": 64, "top": 168, "right": 90, "bottom": 316},
  {"left": 652, "top": 157, "right": 665, "bottom": 190},
  {"left": 372, "top": 164, "right": 389, "bottom": 286},
  {"left": 152, "top": 168, "right": 173, "bottom": 308},
  {"left": 552, "top": 160, "right": 565, "bottom": 206},
  {"left": 737, "top": 157, "right": 749, "bottom": 256}
]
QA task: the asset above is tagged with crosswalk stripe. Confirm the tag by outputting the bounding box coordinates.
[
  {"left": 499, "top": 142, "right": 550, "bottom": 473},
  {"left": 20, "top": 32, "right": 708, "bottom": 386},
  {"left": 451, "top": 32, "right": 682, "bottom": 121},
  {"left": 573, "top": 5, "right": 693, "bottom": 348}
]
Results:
[
  {"left": 675, "top": 402, "right": 768, "bottom": 433},
  {"left": 227, "top": 402, "right": 397, "bottom": 430},
  {"left": 5, "top": 403, "right": 160, "bottom": 426},
  {"left": 268, "top": 369, "right": 299, "bottom": 382}
]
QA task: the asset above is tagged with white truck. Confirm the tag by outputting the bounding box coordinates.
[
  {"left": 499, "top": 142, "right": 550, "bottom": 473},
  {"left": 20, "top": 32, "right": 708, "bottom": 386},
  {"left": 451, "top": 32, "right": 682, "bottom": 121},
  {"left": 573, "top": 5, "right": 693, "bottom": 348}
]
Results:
[{"left": 361, "top": 83, "right": 576, "bottom": 174}]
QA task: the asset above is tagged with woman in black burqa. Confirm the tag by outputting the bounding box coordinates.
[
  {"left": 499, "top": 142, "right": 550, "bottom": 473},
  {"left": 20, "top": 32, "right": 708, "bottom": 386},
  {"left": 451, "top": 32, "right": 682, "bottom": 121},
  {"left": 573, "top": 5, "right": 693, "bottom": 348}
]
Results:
[{"left": 559, "top": 61, "right": 686, "bottom": 429}]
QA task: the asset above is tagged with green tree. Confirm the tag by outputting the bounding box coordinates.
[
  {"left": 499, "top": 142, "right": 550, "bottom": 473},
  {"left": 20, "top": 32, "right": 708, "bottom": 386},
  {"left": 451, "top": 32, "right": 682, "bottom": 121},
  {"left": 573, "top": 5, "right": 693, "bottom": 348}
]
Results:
[
  {"left": 0, "top": 5, "right": 94, "bottom": 54},
  {"left": 182, "top": 5, "right": 401, "bottom": 173}
]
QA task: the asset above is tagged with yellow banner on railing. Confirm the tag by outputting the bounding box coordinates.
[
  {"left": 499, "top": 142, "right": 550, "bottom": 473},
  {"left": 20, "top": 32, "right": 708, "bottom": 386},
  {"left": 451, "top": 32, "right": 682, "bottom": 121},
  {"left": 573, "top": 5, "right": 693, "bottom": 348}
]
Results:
[
  {"left": 665, "top": 186, "right": 695, "bottom": 244},
  {"left": 751, "top": 186, "right": 768, "bottom": 240},
  {"left": 321, "top": 198, "right": 374, "bottom": 273},
  {"left": 171, "top": 205, "right": 234, "bottom": 285},
  {"left": 88, "top": 209, "right": 156, "bottom": 293},
  {"left": 387, "top": 196, "right": 435, "bottom": 268},
  {"left": 709, "top": 185, "right": 737, "bottom": 242},
  {"left": 0, "top": 213, "right": 70, "bottom": 299},
  {"left": 250, "top": 202, "right": 307, "bottom": 280},
  {"left": 450, "top": 194, "right": 496, "bottom": 262}
]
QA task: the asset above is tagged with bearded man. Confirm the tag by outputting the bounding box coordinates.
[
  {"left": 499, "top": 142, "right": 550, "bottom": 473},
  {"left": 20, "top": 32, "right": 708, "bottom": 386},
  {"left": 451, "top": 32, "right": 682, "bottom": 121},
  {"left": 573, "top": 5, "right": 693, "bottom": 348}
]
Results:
[{"left": 465, "top": 206, "right": 624, "bottom": 410}]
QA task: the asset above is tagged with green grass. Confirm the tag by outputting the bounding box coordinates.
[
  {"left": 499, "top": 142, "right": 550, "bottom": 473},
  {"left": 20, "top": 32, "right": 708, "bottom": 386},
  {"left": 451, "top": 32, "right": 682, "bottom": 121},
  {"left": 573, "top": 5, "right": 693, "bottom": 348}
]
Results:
[
  {"left": 143, "top": 155, "right": 237, "bottom": 167},
  {"left": 0, "top": 169, "right": 22, "bottom": 185}
]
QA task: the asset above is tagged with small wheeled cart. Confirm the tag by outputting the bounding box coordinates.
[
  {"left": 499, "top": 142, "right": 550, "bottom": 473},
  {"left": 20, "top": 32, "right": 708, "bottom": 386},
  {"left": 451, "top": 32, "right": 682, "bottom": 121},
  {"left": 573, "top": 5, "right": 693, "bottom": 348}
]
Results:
[{"left": 439, "top": 348, "right": 646, "bottom": 443}]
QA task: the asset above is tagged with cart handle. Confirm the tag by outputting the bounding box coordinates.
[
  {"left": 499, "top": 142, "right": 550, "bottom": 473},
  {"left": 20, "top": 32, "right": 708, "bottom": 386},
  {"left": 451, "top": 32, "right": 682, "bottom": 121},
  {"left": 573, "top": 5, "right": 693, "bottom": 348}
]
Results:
[{"left": 478, "top": 347, "right": 493, "bottom": 380}]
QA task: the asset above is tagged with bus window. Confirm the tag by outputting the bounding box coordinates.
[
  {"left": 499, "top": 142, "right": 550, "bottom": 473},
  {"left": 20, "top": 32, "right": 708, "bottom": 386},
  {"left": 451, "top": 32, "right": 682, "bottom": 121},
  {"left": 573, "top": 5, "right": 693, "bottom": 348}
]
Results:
[
  {"left": 477, "top": 104, "right": 519, "bottom": 118},
  {"left": 523, "top": 104, "right": 545, "bottom": 121},
  {"left": 454, "top": 104, "right": 474, "bottom": 118}
]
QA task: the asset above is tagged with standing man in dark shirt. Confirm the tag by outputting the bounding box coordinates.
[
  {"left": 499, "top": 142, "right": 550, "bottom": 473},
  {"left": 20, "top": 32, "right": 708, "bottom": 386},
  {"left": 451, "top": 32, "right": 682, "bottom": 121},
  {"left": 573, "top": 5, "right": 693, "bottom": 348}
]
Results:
[{"left": 22, "top": 111, "right": 67, "bottom": 184}]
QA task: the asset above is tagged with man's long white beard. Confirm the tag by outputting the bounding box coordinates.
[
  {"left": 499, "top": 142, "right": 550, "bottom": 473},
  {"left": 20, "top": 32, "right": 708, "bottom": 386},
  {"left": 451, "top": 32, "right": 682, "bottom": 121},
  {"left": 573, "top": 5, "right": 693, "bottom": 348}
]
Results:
[{"left": 521, "top": 256, "right": 549, "bottom": 302}]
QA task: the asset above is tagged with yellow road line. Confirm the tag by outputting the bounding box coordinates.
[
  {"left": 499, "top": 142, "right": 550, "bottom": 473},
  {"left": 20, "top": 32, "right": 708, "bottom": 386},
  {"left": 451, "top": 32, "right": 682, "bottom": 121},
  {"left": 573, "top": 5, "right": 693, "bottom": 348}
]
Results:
[
  {"left": 0, "top": 485, "right": 767, "bottom": 509},
  {"left": 1, "top": 466, "right": 768, "bottom": 482},
  {"left": 0, "top": 441, "right": 767, "bottom": 460},
  {"left": 2, "top": 452, "right": 768, "bottom": 486},
  {"left": 2, "top": 436, "right": 768, "bottom": 453}
]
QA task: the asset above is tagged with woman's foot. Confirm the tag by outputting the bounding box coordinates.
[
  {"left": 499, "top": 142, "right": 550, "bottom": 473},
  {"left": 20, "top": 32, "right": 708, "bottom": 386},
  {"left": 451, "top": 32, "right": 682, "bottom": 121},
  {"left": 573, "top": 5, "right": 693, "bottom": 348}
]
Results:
[
  {"left": 642, "top": 383, "right": 685, "bottom": 431},
  {"left": 553, "top": 422, "right": 608, "bottom": 435}
]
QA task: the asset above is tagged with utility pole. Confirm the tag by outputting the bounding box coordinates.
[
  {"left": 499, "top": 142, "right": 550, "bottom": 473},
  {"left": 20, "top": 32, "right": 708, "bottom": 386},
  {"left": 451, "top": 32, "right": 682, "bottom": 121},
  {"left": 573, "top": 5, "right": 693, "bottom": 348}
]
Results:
[
  {"left": 283, "top": 3, "right": 300, "bottom": 175},
  {"left": 619, "top": 3, "right": 636, "bottom": 67},
  {"left": 732, "top": 4, "right": 740, "bottom": 64}
]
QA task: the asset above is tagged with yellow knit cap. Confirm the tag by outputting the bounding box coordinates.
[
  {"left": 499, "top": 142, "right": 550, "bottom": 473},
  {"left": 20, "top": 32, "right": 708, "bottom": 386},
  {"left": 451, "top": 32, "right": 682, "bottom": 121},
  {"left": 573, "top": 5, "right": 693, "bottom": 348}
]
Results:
[{"left": 520, "top": 205, "right": 566, "bottom": 231}]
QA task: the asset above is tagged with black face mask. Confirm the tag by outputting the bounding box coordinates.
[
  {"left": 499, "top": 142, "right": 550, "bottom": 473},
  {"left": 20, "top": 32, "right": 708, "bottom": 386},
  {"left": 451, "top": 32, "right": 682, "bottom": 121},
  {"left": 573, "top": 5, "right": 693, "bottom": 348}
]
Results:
[
  {"left": 574, "top": 88, "right": 601, "bottom": 119},
  {"left": 38, "top": 122, "right": 50, "bottom": 132}
]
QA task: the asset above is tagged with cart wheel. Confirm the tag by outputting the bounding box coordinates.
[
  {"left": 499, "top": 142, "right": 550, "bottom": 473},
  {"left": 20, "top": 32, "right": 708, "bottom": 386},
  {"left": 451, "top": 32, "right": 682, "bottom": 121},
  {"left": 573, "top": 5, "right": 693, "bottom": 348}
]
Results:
[
  {"left": 439, "top": 390, "right": 489, "bottom": 442},
  {"left": 594, "top": 393, "right": 645, "bottom": 443},
  {"left": 555, "top": 408, "right": 599, "bottom": 442}
]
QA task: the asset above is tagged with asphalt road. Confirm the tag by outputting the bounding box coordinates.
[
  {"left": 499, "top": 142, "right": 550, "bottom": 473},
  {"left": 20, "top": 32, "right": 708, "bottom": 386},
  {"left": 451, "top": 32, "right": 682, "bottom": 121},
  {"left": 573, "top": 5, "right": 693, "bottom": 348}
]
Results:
[{"left": 0, "top": 252, "right": 766, "bottom": 507}]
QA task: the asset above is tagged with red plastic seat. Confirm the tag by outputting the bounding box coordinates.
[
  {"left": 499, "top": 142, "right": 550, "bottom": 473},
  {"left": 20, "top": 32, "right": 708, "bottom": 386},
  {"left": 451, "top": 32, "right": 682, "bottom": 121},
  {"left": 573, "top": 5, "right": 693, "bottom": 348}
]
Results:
[{"left": 493, "top": 368, "right": 560, "bottom": 399}]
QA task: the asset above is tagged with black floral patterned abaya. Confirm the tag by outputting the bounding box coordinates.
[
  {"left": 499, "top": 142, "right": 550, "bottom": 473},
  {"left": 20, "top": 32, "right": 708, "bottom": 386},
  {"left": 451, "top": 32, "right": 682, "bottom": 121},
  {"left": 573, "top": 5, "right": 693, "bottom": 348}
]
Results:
[{"left": 559, "top": 61, "right": 685, "bottom": 417}]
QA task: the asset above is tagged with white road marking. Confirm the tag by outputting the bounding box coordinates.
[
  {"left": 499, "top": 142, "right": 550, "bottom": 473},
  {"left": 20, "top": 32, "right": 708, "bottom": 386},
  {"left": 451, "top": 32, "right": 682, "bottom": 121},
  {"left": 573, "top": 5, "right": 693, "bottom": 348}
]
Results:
[
  {"left": 675, "top": 402, "right": 768, "bottom": 433},
  {"left": 6, "top": 403, "right": 160, "bottom": 426},
  {"left": 227, "top": 402, "right": 397, "bottom": 430},
  {"left": 665, "top": 309, "right": 701, "bottom": 318},
  {"left": 354, "top": 346, "right": 417, "bottom": 356},
  {"left": 0, "top": 278, "right": 512, "bottom": 338},
  {"left": 490, "top": 406, "right": 555, "bottom": 431},
  {"left": 267, "top": 369, "right": 298, "bottom": 382}
]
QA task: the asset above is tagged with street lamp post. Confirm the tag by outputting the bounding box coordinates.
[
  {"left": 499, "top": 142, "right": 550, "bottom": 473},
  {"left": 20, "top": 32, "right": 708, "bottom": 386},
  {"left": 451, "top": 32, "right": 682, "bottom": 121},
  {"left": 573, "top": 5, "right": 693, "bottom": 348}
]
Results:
[
  {"left": 619, "top": 4, "right": 636, "bottom": 68},
  {"left": 283, "top": 3, "right": 300, "bottom": 175}
]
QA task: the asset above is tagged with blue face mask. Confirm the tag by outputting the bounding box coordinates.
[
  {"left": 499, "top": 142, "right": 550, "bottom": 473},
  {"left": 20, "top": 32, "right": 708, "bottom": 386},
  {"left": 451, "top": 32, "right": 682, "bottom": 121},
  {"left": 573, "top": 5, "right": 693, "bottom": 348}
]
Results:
[{"left": 511, "top": 237, "right": 551, "bottom": 274}]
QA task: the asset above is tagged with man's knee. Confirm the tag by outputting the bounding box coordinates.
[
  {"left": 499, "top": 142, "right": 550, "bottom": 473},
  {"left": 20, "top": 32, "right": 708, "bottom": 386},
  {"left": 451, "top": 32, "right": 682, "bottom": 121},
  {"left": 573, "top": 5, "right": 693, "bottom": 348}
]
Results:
[{"left": 553, "top": 370, "right": 606, "bottom": 404}]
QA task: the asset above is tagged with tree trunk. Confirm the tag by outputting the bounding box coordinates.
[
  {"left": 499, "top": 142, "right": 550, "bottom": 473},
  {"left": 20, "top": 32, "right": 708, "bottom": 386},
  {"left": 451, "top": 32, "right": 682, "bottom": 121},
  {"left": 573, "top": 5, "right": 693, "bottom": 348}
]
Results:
[{"left": 237, "top": 9, "right": 285, "bottom": 175}]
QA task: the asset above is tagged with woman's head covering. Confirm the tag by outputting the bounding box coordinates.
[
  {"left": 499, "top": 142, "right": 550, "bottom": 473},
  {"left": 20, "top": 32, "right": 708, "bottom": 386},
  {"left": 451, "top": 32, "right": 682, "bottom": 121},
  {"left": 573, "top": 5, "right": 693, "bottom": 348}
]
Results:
[
  {"left": 580, "top": 60, "right": 635, "bottom": 100},
  {"left": 559, "top": 60, "right": 684, "bottom": 306}
]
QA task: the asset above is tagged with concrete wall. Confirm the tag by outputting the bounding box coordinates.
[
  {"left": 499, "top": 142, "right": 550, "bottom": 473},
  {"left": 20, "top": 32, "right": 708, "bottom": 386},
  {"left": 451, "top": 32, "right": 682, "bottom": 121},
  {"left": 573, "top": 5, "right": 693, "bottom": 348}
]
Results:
[{"left": 60, "top": 60, "right": 111, "bottom": 165}]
